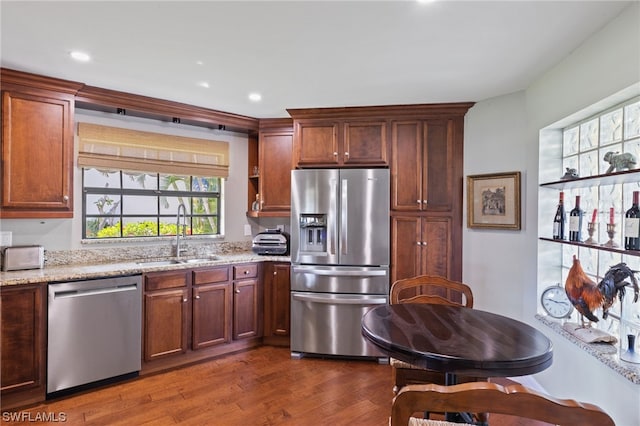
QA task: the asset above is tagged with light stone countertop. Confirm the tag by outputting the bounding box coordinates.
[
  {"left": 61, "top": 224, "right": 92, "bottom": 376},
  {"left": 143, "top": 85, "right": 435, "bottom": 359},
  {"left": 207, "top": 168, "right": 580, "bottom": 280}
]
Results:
[{"left": 0, "top": 252, "right": 290, "bottom": 287}]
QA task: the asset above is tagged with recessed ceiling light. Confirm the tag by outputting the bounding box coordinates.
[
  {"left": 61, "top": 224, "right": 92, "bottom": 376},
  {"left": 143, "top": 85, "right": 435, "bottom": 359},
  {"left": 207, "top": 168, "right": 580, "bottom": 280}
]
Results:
[
  {"left": 198, "top": 82, "right": 210, "bottom": 89},
  {"left": 196, "top": 60, "right": 204, "bottom": 65},
  {"left": 248, "top": 93, "right": 262, "bottom": 102},
  {"left": 70, "top": 51, "right": 91, "bottom": 62}
]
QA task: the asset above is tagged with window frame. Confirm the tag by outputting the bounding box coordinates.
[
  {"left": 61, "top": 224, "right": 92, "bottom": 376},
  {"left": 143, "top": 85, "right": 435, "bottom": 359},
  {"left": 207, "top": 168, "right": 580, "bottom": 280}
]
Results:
[{"left": 82, "top": 169, "right": 223, "bottom": 240}]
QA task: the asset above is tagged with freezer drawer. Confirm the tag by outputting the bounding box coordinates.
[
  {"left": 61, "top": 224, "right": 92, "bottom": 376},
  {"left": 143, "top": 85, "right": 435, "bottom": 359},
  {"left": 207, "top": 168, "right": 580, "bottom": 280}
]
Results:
[
  {"left": 290, "top": 291, "right": 388, "bottom": 358},
  {"left": 291, "top": 265, "right": 389, "bottom": 294}
]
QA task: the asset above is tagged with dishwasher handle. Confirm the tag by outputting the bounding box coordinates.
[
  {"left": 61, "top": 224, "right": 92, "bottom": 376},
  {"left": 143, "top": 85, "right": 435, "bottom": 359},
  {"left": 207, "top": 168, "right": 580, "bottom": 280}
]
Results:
[
  {"left": 292, "top": 293, "right": 387, "bottom": 305},
  {"left": 53, "top": 284, "right": 139, "bottom": 299}
]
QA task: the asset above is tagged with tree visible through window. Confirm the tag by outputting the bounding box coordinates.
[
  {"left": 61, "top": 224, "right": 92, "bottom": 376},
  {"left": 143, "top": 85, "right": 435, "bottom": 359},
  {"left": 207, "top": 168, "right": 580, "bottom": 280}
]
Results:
[{"left": 83, "top": 168, "right": 222, "bottom": 239}]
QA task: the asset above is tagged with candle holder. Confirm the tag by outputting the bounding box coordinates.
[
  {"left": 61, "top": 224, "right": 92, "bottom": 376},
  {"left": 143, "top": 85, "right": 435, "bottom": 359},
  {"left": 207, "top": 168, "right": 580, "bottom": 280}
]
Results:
[
  {"left": 601, "top": 223, "right": 619, "bottom": 248},
  {"left": 584, "top": 222, "right": 598, "bottom": 245}
]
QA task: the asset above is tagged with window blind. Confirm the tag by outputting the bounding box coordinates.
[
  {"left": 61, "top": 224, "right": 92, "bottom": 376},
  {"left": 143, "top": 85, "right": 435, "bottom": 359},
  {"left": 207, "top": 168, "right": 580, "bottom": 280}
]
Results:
[{"left": 77, "top": 122, "right": 229, "bottom": 178}]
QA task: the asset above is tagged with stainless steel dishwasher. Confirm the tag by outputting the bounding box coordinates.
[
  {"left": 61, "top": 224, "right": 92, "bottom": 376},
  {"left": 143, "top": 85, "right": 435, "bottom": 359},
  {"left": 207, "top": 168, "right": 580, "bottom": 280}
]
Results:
[{"left": 47, "top": 274, "right": 142, "bottom": 395}]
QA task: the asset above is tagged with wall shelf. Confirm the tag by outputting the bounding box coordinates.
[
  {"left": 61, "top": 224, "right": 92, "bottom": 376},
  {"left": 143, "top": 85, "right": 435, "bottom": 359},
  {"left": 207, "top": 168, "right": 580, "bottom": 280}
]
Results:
[
  {"left": 540, "top": 169, "right": 640, "bottom": 190},
  {"left": 539, "top": 237, "right": 640, "bottom": 257}
]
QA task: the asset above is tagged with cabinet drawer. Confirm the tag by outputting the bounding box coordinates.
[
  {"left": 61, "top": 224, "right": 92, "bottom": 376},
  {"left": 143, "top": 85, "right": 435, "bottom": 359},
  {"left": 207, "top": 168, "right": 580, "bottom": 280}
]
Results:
[
  {"left": 193, "top": 267, "right": 230, "bottom": 286},
  {"left": 144, "top": 271, "right": 188, "bottom": 291},
  {"left": 233, "top": 264, "right": 258, "bottom": 279}
]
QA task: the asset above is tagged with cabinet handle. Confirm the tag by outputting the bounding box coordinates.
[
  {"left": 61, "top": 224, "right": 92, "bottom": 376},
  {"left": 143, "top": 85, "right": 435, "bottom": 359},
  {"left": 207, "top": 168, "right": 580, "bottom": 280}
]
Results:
[{"left": 63, "top": 195, "right": 69, "bottom": 201}]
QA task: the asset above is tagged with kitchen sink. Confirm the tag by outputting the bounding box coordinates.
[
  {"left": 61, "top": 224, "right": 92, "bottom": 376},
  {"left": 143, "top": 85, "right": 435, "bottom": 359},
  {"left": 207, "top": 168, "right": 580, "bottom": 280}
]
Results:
[
  {"left": 136, "top": 255, "right": 220, "bottom": 267},
  {"left": 136, "top": 260, "right": 183, "bottom": 267}
]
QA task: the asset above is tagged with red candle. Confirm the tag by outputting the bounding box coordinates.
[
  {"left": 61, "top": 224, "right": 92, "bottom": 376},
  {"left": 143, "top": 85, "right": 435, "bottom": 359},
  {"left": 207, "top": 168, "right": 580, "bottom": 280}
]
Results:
[
  {"left": 591, "top": 209, "right": 597, "bottom": 223},
  {"left": 610, "top": 207, "right": 615, "bottom": 224}
]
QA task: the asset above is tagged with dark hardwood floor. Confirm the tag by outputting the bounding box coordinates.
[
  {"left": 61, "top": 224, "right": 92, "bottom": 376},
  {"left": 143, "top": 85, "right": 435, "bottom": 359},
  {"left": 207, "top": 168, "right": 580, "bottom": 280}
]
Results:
[{"left": 2, "top": 346, "right": 549, "bottom": 425}]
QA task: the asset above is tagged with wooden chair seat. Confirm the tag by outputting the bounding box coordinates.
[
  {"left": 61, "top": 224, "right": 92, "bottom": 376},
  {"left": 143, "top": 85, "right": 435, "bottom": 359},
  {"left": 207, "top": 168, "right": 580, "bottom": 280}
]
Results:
[{"left": 391, "top": 381, "right": 615, "bottom": 426}]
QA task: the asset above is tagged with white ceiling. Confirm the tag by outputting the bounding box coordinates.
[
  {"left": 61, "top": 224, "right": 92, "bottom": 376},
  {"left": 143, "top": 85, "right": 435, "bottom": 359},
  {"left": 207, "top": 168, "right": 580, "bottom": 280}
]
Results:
[{"left": 0, "top": 1, "right": 632, "bottom": 119}]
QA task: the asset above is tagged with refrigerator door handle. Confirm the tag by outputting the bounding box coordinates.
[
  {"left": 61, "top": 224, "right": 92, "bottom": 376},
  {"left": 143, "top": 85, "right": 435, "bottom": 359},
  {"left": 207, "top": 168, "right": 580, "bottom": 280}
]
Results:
[
  {"left": 292, "top": 293, "right": 388, "bottom": 305},
  {"left": 328, "top": 178, "right": 338, "bottom": 256},
  {"left": 292, "top": 266, "right": 388, "bottom": 277},
  {"left": 341, "top": 178, "right": 348, "bottom": 255}
]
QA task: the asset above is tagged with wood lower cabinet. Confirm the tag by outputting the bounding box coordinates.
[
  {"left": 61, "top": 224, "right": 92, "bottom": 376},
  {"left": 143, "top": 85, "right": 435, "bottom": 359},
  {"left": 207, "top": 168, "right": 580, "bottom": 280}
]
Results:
[
  {"left": 143, "top": 270, "right": 190, "bottom": 361},
  {"left": 142, "top": 263, "right": 262, "bottom": 374},
  {"left": 391, "top": 215, "right": 458, "bottom": 284},
  {"left": 263, "top": 262, "right": 291, "bottom": 346},
  {"left": 1, "top": 69, "right": 82, "bottom": 218},
  {"left": 0, "top": 284, "right": 46, "bottom": 410},
  {"left": 232, "top": 263, "right": 263, "bottom": 340},
  {"left": 192, "top": 267, "right": 232, "bottom": 349}
]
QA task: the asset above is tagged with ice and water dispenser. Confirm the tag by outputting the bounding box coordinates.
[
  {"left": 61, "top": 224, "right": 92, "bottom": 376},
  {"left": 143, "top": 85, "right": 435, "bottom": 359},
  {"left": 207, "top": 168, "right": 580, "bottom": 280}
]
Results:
[{"left": 299, "top": 214, "right": 327, "bottom": 252}]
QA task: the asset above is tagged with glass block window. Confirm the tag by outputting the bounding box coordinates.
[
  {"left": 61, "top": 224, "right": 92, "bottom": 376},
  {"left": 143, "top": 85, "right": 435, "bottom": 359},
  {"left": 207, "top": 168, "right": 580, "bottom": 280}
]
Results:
[{"left": 83, "top": 169, "right": 222, "bottom": 239}]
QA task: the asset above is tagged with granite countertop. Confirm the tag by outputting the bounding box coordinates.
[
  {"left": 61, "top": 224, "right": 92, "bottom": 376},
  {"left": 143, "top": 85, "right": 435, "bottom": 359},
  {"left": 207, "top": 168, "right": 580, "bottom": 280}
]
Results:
[{"left": 0, "top": 252, "right": 290, "bottom": 287}]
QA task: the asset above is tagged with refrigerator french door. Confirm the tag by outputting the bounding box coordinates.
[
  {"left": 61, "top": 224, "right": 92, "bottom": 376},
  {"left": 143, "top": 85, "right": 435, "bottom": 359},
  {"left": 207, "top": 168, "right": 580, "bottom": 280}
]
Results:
[{"left": 290, "top": 168, "right": 390, "bottom": 360}]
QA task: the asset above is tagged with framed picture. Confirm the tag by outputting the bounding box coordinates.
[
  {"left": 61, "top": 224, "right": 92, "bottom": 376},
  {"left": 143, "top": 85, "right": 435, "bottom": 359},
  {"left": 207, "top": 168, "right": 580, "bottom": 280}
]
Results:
[{"left": 467, "top": 171, "right": 521, "bottom": 230}]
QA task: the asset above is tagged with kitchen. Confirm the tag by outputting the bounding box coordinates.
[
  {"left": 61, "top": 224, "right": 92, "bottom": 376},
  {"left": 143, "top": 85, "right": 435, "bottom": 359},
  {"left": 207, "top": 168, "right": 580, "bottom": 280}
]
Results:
[{"left": 1, "top": 1, "right": 640, "bottom": 425}]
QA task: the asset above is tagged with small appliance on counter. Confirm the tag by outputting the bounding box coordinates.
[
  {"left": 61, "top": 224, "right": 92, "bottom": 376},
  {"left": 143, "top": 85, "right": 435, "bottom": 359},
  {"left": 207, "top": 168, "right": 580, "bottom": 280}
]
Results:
[
  {"left": 252, "top": 229, "right": 289, "bottom": 255},
  {"left": 1, "top": 245, "right": 44, "bottom": 271}
]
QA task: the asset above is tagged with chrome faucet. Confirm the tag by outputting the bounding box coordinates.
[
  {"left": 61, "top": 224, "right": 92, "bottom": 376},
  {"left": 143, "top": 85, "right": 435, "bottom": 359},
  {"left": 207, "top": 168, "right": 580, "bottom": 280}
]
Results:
[{"left": 176, "top": 203, "right": 187, "bottom": 258}]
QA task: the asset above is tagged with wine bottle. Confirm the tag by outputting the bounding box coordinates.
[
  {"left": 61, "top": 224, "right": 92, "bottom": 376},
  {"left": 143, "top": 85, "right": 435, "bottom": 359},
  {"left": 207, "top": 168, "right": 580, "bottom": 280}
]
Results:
[
  {"left": 625, "top": 191, "right": 640, "bottom": 250},
  {"left": 552, "top": 192, "right": 566, "bottom": 240},
  {"left": 568, "top": 195, "right": 583, "bottom": 242}
]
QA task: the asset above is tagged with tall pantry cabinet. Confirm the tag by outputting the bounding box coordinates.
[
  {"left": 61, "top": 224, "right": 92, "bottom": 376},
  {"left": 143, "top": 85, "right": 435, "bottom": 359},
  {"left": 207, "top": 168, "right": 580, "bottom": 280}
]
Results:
[{"left": 389, "top": 105, "right": 472, "bottom": 284}]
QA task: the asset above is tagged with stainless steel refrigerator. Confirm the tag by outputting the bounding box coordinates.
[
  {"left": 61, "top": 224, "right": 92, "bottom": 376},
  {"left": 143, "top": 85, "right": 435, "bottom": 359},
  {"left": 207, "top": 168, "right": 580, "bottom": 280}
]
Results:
[{"left": 290, "top": 168, "right": 389, "bottom": 360}]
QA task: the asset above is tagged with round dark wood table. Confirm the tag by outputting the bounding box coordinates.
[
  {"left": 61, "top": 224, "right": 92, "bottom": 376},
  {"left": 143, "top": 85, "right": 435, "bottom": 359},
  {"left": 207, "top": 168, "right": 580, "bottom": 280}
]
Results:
[{"left": 361, "top": 303, "right": 553, "bottom": 380}]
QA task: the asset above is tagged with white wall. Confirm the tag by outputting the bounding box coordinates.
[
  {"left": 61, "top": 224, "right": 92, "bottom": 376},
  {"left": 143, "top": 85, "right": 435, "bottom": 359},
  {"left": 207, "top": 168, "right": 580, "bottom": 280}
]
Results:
[
  {"left": 0, "top": 109, "right": 254, "bottom": 249},
  {"left": 463, "top": 3, "right": 640, "bottom": 425}
]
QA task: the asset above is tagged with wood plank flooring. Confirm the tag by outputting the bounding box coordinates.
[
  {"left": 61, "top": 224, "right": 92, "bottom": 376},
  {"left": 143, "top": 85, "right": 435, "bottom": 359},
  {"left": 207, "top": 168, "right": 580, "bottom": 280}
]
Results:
[{"left": 2, "top": 346, "right": 549, "bottom": 425}]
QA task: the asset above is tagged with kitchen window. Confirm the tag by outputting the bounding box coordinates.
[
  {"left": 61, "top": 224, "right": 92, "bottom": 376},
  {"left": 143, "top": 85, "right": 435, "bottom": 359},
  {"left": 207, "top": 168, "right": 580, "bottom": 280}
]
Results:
[
  {"left": 77, "top": 122, "right": 229, "bottom": 239},
  {"left": 83, "top": 169, "right": 222, "bottom": 239}
]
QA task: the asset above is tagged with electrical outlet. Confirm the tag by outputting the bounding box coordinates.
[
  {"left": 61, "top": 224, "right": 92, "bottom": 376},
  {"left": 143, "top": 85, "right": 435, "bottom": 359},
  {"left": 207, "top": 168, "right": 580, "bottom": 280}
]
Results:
[
  {"left": 276, "top": 225, "right": 285, "bottom": 232},
  {"left": 0, "top": 231, "right": 12, "bottom": 247},
  {"left": 244, "top": 224, "right": 252, "bottom": 236}
]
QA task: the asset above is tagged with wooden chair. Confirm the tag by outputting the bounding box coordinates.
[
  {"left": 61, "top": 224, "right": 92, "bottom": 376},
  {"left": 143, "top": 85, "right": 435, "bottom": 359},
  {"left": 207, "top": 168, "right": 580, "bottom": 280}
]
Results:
[
  {"left": 389, "top": 275, "right": 475, "bottom": 393},
  {"left": 390, "top": 381, "right": 615, "bottom": 426}
]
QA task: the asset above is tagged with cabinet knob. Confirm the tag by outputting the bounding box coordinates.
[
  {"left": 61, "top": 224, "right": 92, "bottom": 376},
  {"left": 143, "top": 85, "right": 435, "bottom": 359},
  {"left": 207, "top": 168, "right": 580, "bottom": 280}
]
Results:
[
  {"left": 183, "top": 298, "right": 188, "bottom": 303},
  {"left": 195, "top": 295, "right": 200, "bottom": 300},
  {"left": 333, "top": 152, "right": 338, "bottom": 156},
  {"left": 422, "top": 241, "right": 427, "bottom": 246},
  {"left": 234, "top": 289, "right": 240, "bottom": 294},
  {"left": 344, "top": 152, "right": 349, "bottom": 157},
  {"left": 244, "top": 270, "right": 249, "bottom": 274},
  {"left": 273, "top": 271, "right": 277, "bottom": 275},
  {"left": 416, "top": 242, "right": 422, "bottom": 246},
  {"left": 422, "top": 200, "right": 428, "bottom": 204},
  {"left": 63, "top": 195, "right": 69, "bottom": 201},
  {"left": 417, "top": 200, "right": 422, "bottom": 204}
]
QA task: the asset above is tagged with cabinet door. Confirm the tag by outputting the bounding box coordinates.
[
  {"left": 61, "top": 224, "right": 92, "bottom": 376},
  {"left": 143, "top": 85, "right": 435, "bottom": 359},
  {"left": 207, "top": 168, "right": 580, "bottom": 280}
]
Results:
[
  {"left": 391, "top": 121, "right": 423, "bottom": 211},
  {"left": 391, "top": 215, "right": 422, "bottom": 283},
  {"left": 264, "top": 262, "right": 291, "bottom": 337},
  {"left": 233, "top": 278, "right": 262, "bottom": 340},
  {"left": 294, "top": 120, "right": 339, "bottom": 167},
  {"left": 259, "top": 130, "right": 293, "bottom": 212},
  {"left": 343, "top": 120, "right": 388, "bottom": 166},
  {"left": 144, "top": 288, "right": 189, "bottom": 361},
  {"left": 420, "top": 216, "right": 452, "bottom": 279},
  {"left": 1, "top": 284, "right": 45, "bottom": 408},
  {"left": 1, "top": 90, "right": 74, "bottom": 217},
  {"left": 193, "top": 282, "right": 231, "bottom": 349},
  {"left": 423, "top": 119, "right": 456, "bottom": 212}
]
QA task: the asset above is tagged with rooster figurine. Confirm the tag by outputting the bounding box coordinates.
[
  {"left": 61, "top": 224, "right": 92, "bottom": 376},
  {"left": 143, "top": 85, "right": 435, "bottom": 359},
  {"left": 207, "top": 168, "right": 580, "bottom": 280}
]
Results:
[{"left": 564, "top": 255, "right": 639, "bottom": 326}]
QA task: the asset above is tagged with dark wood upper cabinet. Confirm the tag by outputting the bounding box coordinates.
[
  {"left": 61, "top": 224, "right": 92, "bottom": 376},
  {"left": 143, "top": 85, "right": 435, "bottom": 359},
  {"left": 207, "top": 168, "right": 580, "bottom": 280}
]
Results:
[{"left": 1, "top": 69, "right": 82, "bottom": 218}]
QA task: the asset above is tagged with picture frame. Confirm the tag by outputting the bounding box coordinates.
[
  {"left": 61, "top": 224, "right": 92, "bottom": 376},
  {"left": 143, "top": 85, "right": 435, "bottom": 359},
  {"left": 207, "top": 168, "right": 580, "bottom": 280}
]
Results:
[{"left": 467, "top": 171, "right": 521, "bottom": 230}]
